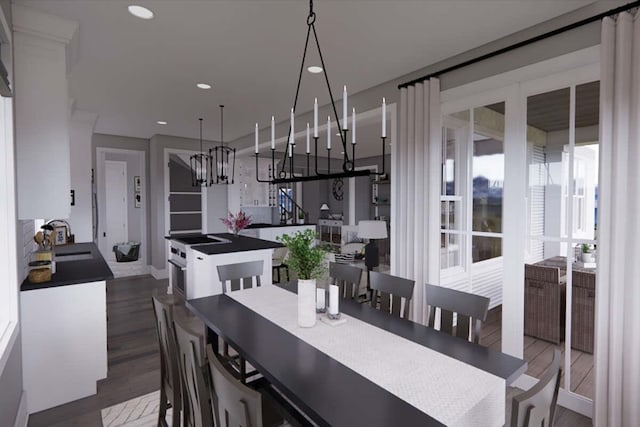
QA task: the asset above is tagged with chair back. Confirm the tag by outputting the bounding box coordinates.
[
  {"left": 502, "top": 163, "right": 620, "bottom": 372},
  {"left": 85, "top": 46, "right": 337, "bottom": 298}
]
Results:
[
  {"left": 271, "top": 247, "right": 288, "bottom": 267},
  {"left": 217, "top": 260, "right": 264, "bottom": 293},
  {"left": 330, "top": 262, "right": 362, "bottom": 300},
  {"left": 369, "top": 271, "right": 415, "bottom": 319},
  {"left": 425, "top": 284, "right": 490, "bottom": 344},
  {"left": 207, "top": 345, "right": 263, "bottom": 427},
  {"left": 525, "top": 264, "right": 561, "bottom": 283},
  {"left": 510, "top": 348, "right": 562, "bottom": 427},
  {"left": 173, "top": 317, "right": 213, "bottom": 427},
  {"left": 151, "top": 296, "right": 181, "bottom": 413}
]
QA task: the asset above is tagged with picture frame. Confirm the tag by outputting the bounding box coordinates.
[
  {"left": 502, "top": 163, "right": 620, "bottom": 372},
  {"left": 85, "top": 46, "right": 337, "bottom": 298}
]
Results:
[
  {"left": 135, "top": 191, "right": 141, "bottom": 208},
  {"left": 53, "top": 225, "right": 67, "bottom": 245},
  {"left": 134, "top": 176, "right": 141, "bottom": 192}
]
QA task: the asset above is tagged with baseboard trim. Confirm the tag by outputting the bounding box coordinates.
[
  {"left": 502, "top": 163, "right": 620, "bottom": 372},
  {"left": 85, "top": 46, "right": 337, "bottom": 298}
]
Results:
[
  {"left": 13, "top": 391, "right": 28, "bottom": 427},
  {"left": 150, "top": 266, "right": 168, "bottom": 280}
]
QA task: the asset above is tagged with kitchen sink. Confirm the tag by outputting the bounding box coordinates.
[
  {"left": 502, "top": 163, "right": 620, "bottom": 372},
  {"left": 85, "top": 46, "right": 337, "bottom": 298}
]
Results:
[{"left": 55, "top": 251, "right": 93, "bottom": 262}]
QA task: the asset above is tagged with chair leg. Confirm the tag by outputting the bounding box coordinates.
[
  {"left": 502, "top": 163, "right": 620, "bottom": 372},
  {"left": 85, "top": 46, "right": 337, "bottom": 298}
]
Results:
[
  {"left": 158, "top": 387, "right": 168, "bottom": 427},
  {"left": 285, "top": 266, "right": 289, "bottom": 282}
]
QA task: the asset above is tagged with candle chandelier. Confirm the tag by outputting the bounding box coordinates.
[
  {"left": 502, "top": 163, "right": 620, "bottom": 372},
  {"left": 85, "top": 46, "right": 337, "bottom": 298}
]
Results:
[
  {"left": 190, "top": 118, "right": 210, "bottom": 187},
  {"left": 253, "top": 0, "right": 387, "bottom": 184}
]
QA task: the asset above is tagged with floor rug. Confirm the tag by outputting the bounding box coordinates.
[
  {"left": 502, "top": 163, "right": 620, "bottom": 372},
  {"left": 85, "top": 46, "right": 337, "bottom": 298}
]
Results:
[{"left": 101, "top": 391, "right": 171, "bottom": 427}]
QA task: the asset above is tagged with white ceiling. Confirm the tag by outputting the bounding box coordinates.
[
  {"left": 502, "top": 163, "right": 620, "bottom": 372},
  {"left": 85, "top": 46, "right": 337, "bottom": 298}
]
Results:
[{"left": 17, "top": 0, "right": 595, "bottom": 144}]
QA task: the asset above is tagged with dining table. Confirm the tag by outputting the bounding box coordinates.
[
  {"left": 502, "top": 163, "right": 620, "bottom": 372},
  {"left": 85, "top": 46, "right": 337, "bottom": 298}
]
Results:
[{"left": 186, "top": 282, "right": 527, "bottom": 427}]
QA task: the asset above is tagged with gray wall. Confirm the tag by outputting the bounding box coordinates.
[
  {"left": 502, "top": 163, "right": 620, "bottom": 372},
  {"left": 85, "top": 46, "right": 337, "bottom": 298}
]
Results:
[{"left": 93, "top": 133, "right": 151, "bottom": 264}]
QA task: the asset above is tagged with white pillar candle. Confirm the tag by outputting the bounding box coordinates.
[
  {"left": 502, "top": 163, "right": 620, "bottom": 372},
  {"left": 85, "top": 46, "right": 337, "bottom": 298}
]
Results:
[
  {"left": 306, "top": 123, "right": 310, "bottom": 153},
  {"left": 271, "top": 116, "right": 275, "bottom": 149},
  {"left": 290, "top": 108, "right": 295, "bottom": 146},
  {"left": 327, "top": 116, "right": 331, "bottom": 150},
  {"left": 329, "top": 284, "right": 339, "bottom": 315},
  {"left": 382, "top": 97, "right": 386, "bottom": 138},
  {"left": 343, "top": 85, "right": 348, "bottom": 130},
  {"left": 254, "top": 123, "right": 259, "bottom": 153},
  {"left": 352, "top": 107, "right": 356, "bottom": 144},
  {"left": 314, "top": 97, "right": 318, "bottom": 137},
  {"left": 316, "top": 288, "right": 325, "bottom": 310}
]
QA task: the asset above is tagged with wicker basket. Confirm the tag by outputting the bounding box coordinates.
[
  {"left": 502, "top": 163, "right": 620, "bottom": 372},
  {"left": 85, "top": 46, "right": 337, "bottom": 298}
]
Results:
[
  {"left": 28, "top": 267, "right": 51, "bottom": 283},
  {"left": 571, "top": 271, "right": 596, "bottom": 353},
  {"left": 524, "top": 264, "right": 566, "bottom": 344}
]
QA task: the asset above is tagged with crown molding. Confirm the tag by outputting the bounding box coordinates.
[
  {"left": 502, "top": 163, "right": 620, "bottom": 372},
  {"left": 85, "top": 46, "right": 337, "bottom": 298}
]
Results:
[{"left": 12, "top": 4, "right": 78, "bottom": 45}]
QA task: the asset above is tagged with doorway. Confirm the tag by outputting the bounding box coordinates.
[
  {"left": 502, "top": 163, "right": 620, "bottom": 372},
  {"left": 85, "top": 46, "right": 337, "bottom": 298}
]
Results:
[{"left": 103, "top": 160, "right": 127, "bottom": 261}]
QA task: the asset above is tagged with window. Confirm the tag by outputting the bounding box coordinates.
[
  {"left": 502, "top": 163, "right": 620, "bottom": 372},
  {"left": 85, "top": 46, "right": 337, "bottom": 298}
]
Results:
[{"left": 441, "top": 103, "right": 505, "bottom": 270}]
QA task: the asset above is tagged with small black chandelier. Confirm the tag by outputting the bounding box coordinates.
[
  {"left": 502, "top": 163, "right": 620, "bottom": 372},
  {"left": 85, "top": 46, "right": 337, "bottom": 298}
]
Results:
[
  {"left": 253, "top": 0, "right": 387, "bottom": 184},
  {"left": 190, "top": 117, "right": 210, "bottom": 187},
  {"left": 210, "top": 105, "right": 235, "bottom": 185}
]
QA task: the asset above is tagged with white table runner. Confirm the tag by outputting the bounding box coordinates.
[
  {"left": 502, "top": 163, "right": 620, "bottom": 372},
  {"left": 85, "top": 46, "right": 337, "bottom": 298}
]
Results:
[{"left": 228, "top": 285, "right": 505, "bottom": 427}]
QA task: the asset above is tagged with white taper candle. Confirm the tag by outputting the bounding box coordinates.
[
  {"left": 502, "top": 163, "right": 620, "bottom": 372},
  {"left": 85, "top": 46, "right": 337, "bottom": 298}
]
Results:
[
  {"left": 329, "top": 284, "right": 339, "bottom": 315},
  {"left": 327, "top": 116, "right": 331, "bottom": 150},
  {"left": 382, "top": 97, "right": 387, "bottom": 138},
  {"left": 343, "top": 85, "right": 348, "bottom": 130},
  {"left": 271, "top": 116, "right": 275, "bottom": 149},
  {"left": 254, "top": 123, "right": 259, "bottom": 153},
  {"left": 352, "top": 107, "right": 356, "bottom": 144},
  {"left": 306, "top": 123, "right": 310, "bottom": 153},
  {"left": 290, "top": 108, "right": 295, "bottom": 146},
  {"left": 314, "top": 98, "right": 318, "bottom": 137}
]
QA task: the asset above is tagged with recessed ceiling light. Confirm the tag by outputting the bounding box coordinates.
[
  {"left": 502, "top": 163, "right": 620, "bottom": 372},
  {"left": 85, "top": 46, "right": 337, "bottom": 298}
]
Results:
[
  {"left": 128, "top": 5, "right": 154, "bottom": 20},
  {"left": 307, "top": 66, "right": 323, "bottom": 74},
  {"left": 157, "top": 120, "right": 167, "bottom": 125},
  {"left": 196, "top": 83, "right": 212, "bottom": 90}
]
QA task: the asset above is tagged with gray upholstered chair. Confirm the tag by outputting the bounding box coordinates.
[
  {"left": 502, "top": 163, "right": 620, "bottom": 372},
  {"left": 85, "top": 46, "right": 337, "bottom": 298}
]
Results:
[
  {"left": 510, "top": 348, "right": 561, "bottom": 427},
  {"left": 173, "top": 317, "right": 214, "bottom": 427},
  {"left": 151, "top": 296, "right": 182, "bottom": 427},
  {"left": 424, "top": 283, "right": 490, "bottom": 344},
  {"left": 217, "top": 260, "right": 264, "bottom": 293},
  {"left": 524, "top": 264, "right": 566, "bottom": 344},
  {"left": 216, "top": 260, "right": 264, "bottom": 383},
  {"left": 369, "top": 271, "right": 415, "bottom": 320},
  {"left": 329, "top": 262, "right": 363, "bottom": 300}
]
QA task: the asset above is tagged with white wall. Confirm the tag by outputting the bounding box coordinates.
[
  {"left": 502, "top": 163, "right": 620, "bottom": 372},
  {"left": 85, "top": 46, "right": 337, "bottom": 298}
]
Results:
[{"left": 68, "top": 110, "right": 97, "bottom": 242}]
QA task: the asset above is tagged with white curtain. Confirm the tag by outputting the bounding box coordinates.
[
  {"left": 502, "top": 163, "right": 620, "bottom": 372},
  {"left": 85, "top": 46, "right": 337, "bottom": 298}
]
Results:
[
  {"left": 595, "top": 12, "right": 640, "bottom": 427},
  {"left": 393, "top": 78, "right": 441, "bottom": 324}
]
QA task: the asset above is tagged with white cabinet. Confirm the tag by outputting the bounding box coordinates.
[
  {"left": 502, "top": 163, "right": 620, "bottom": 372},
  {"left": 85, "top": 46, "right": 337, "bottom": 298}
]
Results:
[{"left": 13, "top": 6, "right": 78, "bottom": 219}]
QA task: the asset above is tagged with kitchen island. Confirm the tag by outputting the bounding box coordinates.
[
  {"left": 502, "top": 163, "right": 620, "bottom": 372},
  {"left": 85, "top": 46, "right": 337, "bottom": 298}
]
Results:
[
  {"left": 20, "top": 242, "right": 113, "bottom": 414},
  {"left": 168, "top": 233, "right": 283, "bottom": 299}
]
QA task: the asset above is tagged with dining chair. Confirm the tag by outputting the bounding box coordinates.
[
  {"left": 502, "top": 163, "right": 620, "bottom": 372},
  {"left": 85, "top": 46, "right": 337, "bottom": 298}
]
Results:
[
  {"left": 510, "top": 348, "right": 561, "bottom": 427},
  {"left": 424, "top": 283, "right": 490, "bottom": 344},
  {"left": 173, "top": 317, "right": 214, "bottom": 427},
  {"left": 271, "top": 247, "right": 289, "bottom": 283},
  {"left": 206, "top": 345, "right": 291, "bottom": 427},
  {"left": 329, "top": 262, "right": 363, "bottom": 300},
  {"left": 217, "top": 260, "right": 264, "bottom": 293},
  {"left": 151, "top": 296, "right": 182, "bottom": 427},
  {"left": 216, "top": 260, "right": 264, "bottom": 383},
  {"left": 369, "top": 271, "right": 415, "bottom": 320}
]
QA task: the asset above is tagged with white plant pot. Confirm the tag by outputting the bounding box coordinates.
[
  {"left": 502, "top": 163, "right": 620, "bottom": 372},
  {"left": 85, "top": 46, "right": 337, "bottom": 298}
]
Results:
[
  {"left": 297, "top": 219, "right": 305, "bottom": 224},
  {"left": 297, "top": 279, "right": 317, "bottom": 327},
  {"left": 582, "top": 252, "right": 595, "bottom": 263}
]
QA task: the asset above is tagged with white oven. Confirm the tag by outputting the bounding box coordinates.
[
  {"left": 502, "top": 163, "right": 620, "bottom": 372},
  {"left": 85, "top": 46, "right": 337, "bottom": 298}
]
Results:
[{"left": 168, "top": 244, "right": 187, "bottom": 296}]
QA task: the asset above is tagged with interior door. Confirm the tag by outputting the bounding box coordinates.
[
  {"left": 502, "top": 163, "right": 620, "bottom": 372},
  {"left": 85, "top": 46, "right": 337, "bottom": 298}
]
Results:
[{"left": 104, "top": 160, "right": 127, "bottom": 260}]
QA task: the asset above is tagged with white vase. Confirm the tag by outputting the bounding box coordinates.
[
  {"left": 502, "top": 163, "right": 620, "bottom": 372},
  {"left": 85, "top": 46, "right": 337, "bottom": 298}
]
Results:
[
  {"left": 582, "top": 252, "right": 595, "bottom": 263},
  {"left": 297, "top": 279, "right": 317, "bottom": 327}
]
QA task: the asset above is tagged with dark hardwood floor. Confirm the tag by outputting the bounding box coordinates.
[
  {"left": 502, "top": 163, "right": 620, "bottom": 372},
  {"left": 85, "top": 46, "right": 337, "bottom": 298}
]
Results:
[{"left": 27, "top": 275, "right": 592, "bottom": 426}]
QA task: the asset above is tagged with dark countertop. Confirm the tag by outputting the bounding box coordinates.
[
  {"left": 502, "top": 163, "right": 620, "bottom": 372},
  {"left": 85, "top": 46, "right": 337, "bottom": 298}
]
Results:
[
  {"left": 21, "top": 242, "right": 114, "bottom": 292},
  {"left": 191, "top": 233, "right": 283, "bottom": 255},
  {"left": 245, "top": 223, "right": 317, "bottom": 229}
]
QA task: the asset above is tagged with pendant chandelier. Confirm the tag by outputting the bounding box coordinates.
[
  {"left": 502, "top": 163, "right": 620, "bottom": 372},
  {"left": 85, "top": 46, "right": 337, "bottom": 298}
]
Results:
[
  {"left": 253, "top": 0, "right": 387, "bottom": 184},
  {"left": 190, "top": 118, "right": 211, "bottom": 187},
  {"left": 210, "top": 105, "right": 235, "bottom": 185}
]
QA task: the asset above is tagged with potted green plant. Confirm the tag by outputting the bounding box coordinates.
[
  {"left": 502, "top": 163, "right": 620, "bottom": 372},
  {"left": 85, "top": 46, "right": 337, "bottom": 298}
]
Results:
[
  {"left": 581, "top": 243, "right": 595, "bottom": 263},
  {"left": 297, "top": 211, "right": 305, "bottom": 225},
  {"left": 277, "top": 229, "right": 326, "bottom": 327}
]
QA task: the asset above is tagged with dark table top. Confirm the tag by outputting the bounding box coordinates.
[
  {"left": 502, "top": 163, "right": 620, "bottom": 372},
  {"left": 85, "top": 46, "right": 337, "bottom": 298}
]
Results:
[
  {"left": 21, "top": 242, "right": 113, "bottom": 292},
  {"left": 187, "top": 283, "right": 527, "bottom": 426},
  {"left": 190, "top": 233, "right": 283, "bottom": 255},
  {"left": 246, "top": 223, "right": 317, "bottom": 229}
]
